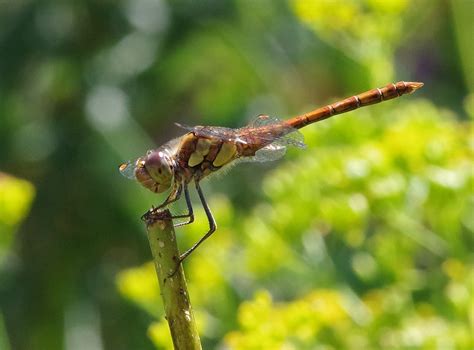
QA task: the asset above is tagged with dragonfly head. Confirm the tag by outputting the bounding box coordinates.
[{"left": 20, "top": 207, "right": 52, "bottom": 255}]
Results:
[
  {"left": 120, "top": 150, "right": 174, "bottom": 193},
  {"left": 136, "top": 150, "right": 174, "bottom": 193}
]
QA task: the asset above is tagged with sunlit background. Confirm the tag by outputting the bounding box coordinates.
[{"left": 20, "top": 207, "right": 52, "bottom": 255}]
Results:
[{"left": 0, "top": 0, "right": 472, "bottom": 349}]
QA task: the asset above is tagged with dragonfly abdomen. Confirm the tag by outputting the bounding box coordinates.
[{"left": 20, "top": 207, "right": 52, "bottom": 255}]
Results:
[{"left": 285, "top": 81, "right": 423, "bottom": 129}]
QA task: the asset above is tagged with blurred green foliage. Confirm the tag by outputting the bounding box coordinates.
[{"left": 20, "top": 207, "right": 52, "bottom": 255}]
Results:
[
  {"left": 0, "top": 173, "right": 35, "bottom": 257},
  {"left": 293, "top": 0, "right": 410, "bottom": 83},
  {"left": 0, "top": 173, "right": 34, "bottom": 350},
  {"left": 0, "top": 0, "right": 472, "bottom": 349}
]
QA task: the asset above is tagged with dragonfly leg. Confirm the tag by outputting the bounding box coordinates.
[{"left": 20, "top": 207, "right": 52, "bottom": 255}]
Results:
[
  {"left": 171, "top": 185, "right": 195, "bottom": 227},
  {"left": 157, "top": 183, "right": 183, "bottom": 209},
  {"left": 179, "top": 181, "right": 216, "bottom": 263},
  {"left": 141, "top": 183, "right": 183, "bottom": 221}
]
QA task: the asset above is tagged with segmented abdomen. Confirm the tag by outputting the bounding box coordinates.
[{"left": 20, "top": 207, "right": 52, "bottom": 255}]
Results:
[{"left": 285, "top": 81, "right": 423, "bottom": 129}]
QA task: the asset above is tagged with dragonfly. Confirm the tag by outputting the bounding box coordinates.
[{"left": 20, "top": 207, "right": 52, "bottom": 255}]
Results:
[{"left": 119, "top": 81, "right": 423, "bottom": 265}]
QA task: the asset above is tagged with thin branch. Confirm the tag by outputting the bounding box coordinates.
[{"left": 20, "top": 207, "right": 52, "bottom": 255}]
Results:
[{"left": 144, "top": 209, "right": 201, "bottom": 350}]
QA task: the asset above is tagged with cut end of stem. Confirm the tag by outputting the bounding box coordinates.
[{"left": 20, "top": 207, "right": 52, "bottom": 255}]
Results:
[{"left": 142, "top": 208, "right": 172, "bottom": 227}]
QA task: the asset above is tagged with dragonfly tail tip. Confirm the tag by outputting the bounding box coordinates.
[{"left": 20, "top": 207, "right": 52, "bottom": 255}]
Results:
[{"left": 406, "top": 81, "right": 424, "bottom": 94}]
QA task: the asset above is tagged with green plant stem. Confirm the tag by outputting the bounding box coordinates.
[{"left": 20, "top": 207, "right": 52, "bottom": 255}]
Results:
[{"left": 145, "top": 209, "right": 201, "bottom": 350}]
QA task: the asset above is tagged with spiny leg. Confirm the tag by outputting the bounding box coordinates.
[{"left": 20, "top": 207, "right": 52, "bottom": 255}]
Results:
[
  {"left": 179, "top": 181, "right": 217, "bottom": 263},
  {"left": 157, "top": 183, "right": 183, "bottom": 209},
  {"left": 141, "top": 183, "right": 183, "bottom": 221},
  {"left": 171, "top": 185, "right": 194, "bottom": 227}
]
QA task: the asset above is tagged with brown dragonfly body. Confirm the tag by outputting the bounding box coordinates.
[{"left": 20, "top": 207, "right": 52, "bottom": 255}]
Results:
[{"left": 120, "top": 81, "right": 423, "bottom": 264}]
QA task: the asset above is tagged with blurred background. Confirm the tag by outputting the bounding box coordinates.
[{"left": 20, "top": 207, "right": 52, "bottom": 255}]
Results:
[{"left": 0, "top": 0, "right": 472, "bottom": 349}]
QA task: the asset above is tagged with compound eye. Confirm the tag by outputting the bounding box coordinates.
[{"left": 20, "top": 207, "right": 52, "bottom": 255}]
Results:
[{"left": 144, "top": 151, "right": 173, "bottom": 188}]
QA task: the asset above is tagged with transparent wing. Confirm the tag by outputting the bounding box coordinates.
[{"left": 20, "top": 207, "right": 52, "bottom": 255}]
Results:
[
  {"left": 174, "top": 122, "right": 194, "bottom": 131},
  {"left": 247, "top": 114, "right": 280, "bottom": 128},
  {"left": 175, "top": 122, "right": 237, "bottom": 141},
  {"left": 252, "top": 143, "right": 287, "bottom": 162},
  {"left": 243, "top": 114, "right": 306, "bottom": 147},
  {"left": 247, "top": 136, "right": 306, "bottom": 163},
  {"left": 240, "top": 115, "right": 306, "bottom": 163},
  {"left": 175, "top": 115, "right": 292, "bottom": 143},
  {"left": 277, "top": 127, "right": 306, "bottom": 149},
  {"left": 118, "top": 157, "right": 141, "bottom": 180}
]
